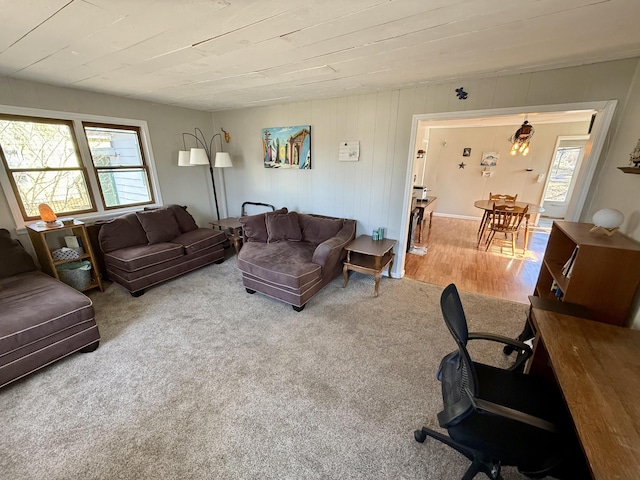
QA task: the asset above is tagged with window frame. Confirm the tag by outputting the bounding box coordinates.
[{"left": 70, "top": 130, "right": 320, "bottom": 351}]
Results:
[
  {"left": 0, "top": 113, "right": 98, "bottom": 220},
  {"left": 0, "top": 105, "right": 163, "bottom": 230},
  {"left": 82, "top": 122, "right": 156, "bottom": 211}
]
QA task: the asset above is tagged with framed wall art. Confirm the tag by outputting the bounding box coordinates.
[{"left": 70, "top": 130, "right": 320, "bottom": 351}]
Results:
[
  {"left": 262, "top": 125, "right": 311, "bottom": 169},
  {"left": 481, "top": 151, "right": 499, "bottom": 166}
]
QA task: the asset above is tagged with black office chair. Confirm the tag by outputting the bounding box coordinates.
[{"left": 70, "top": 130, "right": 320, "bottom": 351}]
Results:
[{"left": 414, "top": 284, "right": 588, "bottom": 480}]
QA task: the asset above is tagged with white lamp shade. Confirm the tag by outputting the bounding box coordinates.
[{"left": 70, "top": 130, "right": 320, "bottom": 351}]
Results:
[
  {"left": 592, "top": 208, "right": 624, "bottom": 229},
  {"left": 189, "top": 148, "right": 210, "bottom": 165},
  {"left": 214, "top": 152, "right": 233, "bottom": 168},
  {"left": 178, "top": 150, "right": 192, "bottom": 166}
]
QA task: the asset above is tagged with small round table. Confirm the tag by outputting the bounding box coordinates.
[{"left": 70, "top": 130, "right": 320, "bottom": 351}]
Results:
[{"left": 474, "top": 200, "right": 545, "bottom": 251}]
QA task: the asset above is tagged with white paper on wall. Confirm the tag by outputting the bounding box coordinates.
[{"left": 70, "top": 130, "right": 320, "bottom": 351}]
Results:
[{"left": 339, "top": 141, "right": 360, "bottom": 161}]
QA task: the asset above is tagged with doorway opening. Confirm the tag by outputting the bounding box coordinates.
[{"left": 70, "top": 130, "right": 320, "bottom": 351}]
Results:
[
  {"left": 398, "top": 101, "right": 617, "bottom": 302},
  {"left": 541, "top": 135, "right": 589, "bottom": 221}
]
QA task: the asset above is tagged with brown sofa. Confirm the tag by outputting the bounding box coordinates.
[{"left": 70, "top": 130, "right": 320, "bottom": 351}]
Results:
[
  {"left": 237, "top": 209, "right": 356, "bottom": 311},
  {"left": 0, "top": 228, "right": 100, "bottom": 389},
  {"left": 94, "top": 204, "right": 227, "bottom": 296}
]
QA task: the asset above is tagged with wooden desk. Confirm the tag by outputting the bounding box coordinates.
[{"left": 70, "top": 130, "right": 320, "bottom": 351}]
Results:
[
  {"left": 343, "top": 235, "right": 396, "bottom": 297},
  {"left": 529, "top": 308, "right": 640, "bottom": 479},
  {"left": 474, "top": 199, "right": 544, "bottom": 251}
]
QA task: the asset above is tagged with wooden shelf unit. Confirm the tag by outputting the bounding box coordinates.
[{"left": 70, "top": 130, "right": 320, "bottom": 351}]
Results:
[
  {"left": 617, "top": 167, "right": 640, "bottom": 174},
  {"left": 534, "top": 221, "right": 640, "bottom": 326},
  {"left": 27, "top": 220, "right": 103, "bottom": 292}
]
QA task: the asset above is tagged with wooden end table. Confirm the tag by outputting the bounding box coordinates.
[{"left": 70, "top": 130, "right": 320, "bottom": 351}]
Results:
[
  {"left": 27, "top": 220, "right": 103, "bottom": 292},
  {"left": 343, "top": 235, "right": 396, "bottom": 297},
  {"left": 209, "top": 217, "right": 243, "bottom": 255}
]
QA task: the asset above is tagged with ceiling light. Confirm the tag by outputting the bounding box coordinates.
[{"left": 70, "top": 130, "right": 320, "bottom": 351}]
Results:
[{"left": 509, "top": 120, "right": 534, "bottom": 156}]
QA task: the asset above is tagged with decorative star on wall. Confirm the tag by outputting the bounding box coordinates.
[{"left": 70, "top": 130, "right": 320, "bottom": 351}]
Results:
[
  {"left": 455, "top": 87, "right": 468, "bottom": 100},
  {"left": 459, "top": 162, "right": 466, "bottom": 169}
]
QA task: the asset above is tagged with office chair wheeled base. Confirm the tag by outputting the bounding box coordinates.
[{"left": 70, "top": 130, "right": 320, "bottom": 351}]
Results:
[{"left": 414, "top": 427, "right": 504, "bottom": 480}]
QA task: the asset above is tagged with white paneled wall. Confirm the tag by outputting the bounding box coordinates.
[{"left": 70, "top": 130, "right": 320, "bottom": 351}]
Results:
[
  {"left": 214, "top": 91, "right": 406, "bottom": 246},
  {"left": 213, "top": 58, "right": 640, "bottom": 277}
]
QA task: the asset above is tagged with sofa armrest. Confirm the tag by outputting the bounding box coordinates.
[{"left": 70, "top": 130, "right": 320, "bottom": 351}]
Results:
[{"left": 311, "top": 221, "right": 356, "bottom": 268}]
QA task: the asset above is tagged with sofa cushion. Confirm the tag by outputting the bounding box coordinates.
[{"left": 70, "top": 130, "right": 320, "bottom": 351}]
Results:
[
  {"left": 168, "top": 205, "right": 199, "bottom": 233},
  {"left": 105, "top": 243, "right": 225, "bottom": 292},
  {"left": 266, "top": 211, "right": 302, "bottom": 243},
  {"left": 136, "top": 209, "right": 182, "bottom": 244},
  {"left": 172, "top": 228, "right": 226, "bottom": 255},
  {"left": 0, "top": 228, "right": 37, "bottom": 279},
  {"left": 239, "top": 207, "right": 287, "bottom": 243},
  {"left": 299, "top": 214, "right": 344, "bottom": 245},
  {"left": 98, "top": 213, "right": 149, "bottom": 253},
  {"left": 0, "top": 271, "right": 95, "bottom": 358},
  {"left": 104, "top": 242, "right": 184, "bottom": 272},
  {"left": 237, "top": 241, "right": 320, "bottom": 290}
]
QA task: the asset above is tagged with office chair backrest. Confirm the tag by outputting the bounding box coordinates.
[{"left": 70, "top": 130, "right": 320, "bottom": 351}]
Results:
[{"left": 439, "top": 284, "right": 479, "bottom": 397}]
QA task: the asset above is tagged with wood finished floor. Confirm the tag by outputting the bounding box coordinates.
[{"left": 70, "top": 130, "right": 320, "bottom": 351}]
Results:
[{"left": 404, "top": 216, "right": 550, "bottom": 304}]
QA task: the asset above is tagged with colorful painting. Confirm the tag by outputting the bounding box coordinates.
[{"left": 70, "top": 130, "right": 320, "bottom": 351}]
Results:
[
  {"left": 481, "top": 151, "right": 499, "bottom": 166},
  {"left": 262, "top": 125, "right": 311, "bottom": 169}
]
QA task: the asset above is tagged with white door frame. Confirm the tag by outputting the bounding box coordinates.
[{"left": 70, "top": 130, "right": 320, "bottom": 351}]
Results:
[
  {"left": 397, "top": 100, "right": 618, "bottom": 277},
  {"left": 541, "top": 135, "right": 590, "bottom": 218}
]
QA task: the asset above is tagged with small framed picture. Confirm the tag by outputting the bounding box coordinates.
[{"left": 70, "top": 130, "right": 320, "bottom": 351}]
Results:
[
  {"left": 462, "top": 148, "right": 471, "bottom": 157},
  {"left": 481, "top": 151, "right": 499, "bottom": 166}
]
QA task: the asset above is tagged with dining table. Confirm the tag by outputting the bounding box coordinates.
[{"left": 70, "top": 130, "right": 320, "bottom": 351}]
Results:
[{"left": 474, "top": 199, "right": 545, "bottom": 251}]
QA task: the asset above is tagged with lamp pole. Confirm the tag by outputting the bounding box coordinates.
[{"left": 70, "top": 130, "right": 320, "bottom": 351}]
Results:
[{"left": 181, "top": 128, "right": 226, "bottom": 220}]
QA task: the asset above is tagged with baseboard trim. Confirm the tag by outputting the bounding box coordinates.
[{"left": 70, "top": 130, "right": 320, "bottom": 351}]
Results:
[{"left": 433, "top": 212, "right": 482, "bottom": 221}]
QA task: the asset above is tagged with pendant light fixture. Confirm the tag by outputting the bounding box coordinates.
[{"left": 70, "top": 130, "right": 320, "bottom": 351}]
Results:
[{"left": 509, "top": 119, "right": 535, "bottom": 156}]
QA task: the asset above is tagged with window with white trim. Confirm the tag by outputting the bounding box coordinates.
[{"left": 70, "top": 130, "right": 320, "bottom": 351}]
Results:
[
  {"left": 0, "top": 109, "right": 161, "bottom": 227},
  {"left": 83, "top": 123, "right": 154, "bottom": 209}
]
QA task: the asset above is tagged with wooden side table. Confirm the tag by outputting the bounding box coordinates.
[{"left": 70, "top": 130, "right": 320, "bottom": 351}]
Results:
[
  {"left": 209, "top": 217, "right": 243, "bottom": 255},
  {"left": 27, "top": 220, "right": 103, "bottom": 292},
  {"left": 343, "top": 235, "right": 396, "bottom": 297}
]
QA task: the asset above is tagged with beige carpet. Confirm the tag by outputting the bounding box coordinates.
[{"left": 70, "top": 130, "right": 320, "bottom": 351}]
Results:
[{"left": 0, "top": 253, "right": 550, "bottom": 479}]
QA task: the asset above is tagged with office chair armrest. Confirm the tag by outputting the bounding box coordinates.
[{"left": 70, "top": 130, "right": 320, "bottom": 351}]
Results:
[
  {"left": 468, "top": 332, "right": 532, "bottom": 371},
  {"left": 465, "top": 388, "right": 558, "bottom": 433}
]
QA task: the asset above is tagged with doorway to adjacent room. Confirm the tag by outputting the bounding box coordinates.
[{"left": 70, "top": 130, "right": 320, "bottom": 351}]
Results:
[{"left": 400, "top": 101, "right": 617, "bottom": 303}]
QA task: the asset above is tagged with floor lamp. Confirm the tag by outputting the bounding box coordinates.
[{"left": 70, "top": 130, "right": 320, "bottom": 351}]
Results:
[{"left": 177, "top": 127, "right": 232, "bottom": 220}]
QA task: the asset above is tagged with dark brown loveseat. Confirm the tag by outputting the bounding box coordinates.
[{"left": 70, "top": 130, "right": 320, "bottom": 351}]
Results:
[
  {"left": 95, "top": 204, "right": 226, "bottom": 296},
  {"left": 0, "top": 228, "right": 99, "bottom": 389},
  {"left": 237, "top": 209, "right": 356, "bottom": 311}
]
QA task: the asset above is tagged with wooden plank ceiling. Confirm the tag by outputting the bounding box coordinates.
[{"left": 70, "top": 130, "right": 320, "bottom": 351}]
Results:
[{"left": 1, "top": 0, "right": 639, "bottom": 112}]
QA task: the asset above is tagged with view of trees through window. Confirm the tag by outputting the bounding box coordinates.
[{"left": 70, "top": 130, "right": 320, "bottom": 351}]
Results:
[
  {"left": 0, "top": 116, "right": 154, "bottom": 220},
  {"left": 0, "top": 118, "right": 93, "bottom": 218},
  {"left": 543, "top": 146, "right": 582, "bottom": 203}
]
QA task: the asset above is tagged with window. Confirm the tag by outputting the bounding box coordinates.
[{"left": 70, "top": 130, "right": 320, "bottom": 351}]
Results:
[
  {"left": 83, "top": 123, "right": 154, "bottom": 209},
  {"left": 0, "top": 116, "right": 94, "bottom": 219},
  {"left": 0, "top": 109, "right": 160, "bottom": 227},
  {"left": 543, "top": 146, "right": 581, "bottom": 202}
]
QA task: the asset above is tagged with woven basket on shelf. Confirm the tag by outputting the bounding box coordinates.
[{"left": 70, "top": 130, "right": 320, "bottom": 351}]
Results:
[{"left": 51, "top": 247, "right": 84, "bottom": 261}]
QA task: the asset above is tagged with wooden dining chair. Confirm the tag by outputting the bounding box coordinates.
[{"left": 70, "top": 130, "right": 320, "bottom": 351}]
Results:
[
  {"left": 476, "top": 193, "right": 518, "bottom": 247},
  {"left": 485, "top": 203, "right": 529, "bottom": 255}
]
